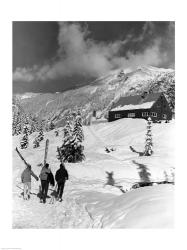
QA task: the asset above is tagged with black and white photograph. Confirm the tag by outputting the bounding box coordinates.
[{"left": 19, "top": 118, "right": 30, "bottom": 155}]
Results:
[{"left": 12, "top": 21, "right": 175, "bottom": 229}]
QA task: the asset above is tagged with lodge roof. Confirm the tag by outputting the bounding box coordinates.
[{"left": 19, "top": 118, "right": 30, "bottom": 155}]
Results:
[{"left": 110, "top": 92, "right": 162, "bottom": 111}]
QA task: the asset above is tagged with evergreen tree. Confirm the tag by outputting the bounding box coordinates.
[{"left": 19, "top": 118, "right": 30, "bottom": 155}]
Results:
[
  {"left": 144, "top": 117, "right": 153, "bottom": 156},
  {"left": 12, "top": 112, "right": 18, "bottom": 136},
  {"left": 57, "top": 110, "right": 85, "bottom": 163},
  {"left": 73, "top": 110, "right": 84, "bottom": 143},
  {"left": 117, "top": 70, "right": 125, "bottom": 79},
  {"left": 71, "top": 110, "right": 85, "bottom": 162},
  {"left": 15, "top": 112, "right": 22, "bottom": 135},
  {"left": 27, "top": 114, "right": 36, "bottom": 134},
  {"left": 38, "top": 123, "right": 44, "bottom": 142},
  {"left": 49, "top": 120, "right": 55, "bottom": 131},
  {"left": 57, "top": 117, "right": 73, "bottom": 163},
  {"left": 12, "top": 109, "right": 22, "bottom": 136},
  {"left": 20, "top": 125, "right": 29, "bottom": 149}
]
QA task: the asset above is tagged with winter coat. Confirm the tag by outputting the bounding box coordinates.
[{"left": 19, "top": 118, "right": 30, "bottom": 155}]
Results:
[
  {"left": 55, "top": 168, "right": 69, "bottom": 184},
  {"left": 21, "top": 168, "right": 38, "bottom": 183},
  {"left": 39, "top": 166, "right": 51, "bottom": 181},
  {"left": 48, "top": 172, "right": 55, "bottom": 186}
]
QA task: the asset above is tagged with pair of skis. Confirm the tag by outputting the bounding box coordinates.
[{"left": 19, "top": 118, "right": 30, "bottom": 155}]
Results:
[{"left": 16, "top": 139, "right": 50, "bottom": 202}]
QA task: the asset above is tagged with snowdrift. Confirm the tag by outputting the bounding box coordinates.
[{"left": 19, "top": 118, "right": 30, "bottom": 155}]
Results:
[
  {"left": 13, "top": 118, "right": 175, "bottom": 228},
  {"left": 78, "top": 184, "right": 174, "bottom": 228}
]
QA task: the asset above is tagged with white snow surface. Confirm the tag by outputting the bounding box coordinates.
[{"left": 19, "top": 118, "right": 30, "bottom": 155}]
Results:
[
  {"left": 111, "top": 101, "right": 154, "bottom": 111},
  {"left": 13, "top": 118, "right": 174, "bottom": 228}
]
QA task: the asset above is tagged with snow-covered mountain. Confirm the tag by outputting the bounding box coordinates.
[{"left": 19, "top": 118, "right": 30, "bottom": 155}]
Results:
[{"left": 13, "top": 66, "right": 175, "bottom": 126}]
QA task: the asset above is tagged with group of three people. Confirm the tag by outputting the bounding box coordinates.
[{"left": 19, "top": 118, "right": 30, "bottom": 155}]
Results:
[{"left": 21, "top": 162, "right": 69, "bottom": 203}]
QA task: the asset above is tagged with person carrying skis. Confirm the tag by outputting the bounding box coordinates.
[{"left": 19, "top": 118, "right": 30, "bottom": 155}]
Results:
[
  {"left": 39, "top": 163, "right": 54, "bottom": 203},
  {"left": 21, "top": 164, "right": 39, "bottom": 200},
  {"left": 55, "top": 163, "right": 69, "bottom": 202}
]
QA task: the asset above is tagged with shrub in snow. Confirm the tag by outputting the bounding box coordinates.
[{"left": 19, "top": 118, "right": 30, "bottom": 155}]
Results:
[
  {"left": 54, "top": 130, "right": 59, "bottom": 136},
  {"left": 33, "top": 137, "right": 40, "bottom": 148},
  {"left": 163, "top": 171, "right": 169, "bottom": 182},
  {"left": 169, "top": 167, "right": 175, "bottom": 183}
]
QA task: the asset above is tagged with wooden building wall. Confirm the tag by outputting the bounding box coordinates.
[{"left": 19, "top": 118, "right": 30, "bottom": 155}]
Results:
[{"left": 108, "top": 94, "right": 172, "bottom": 122}]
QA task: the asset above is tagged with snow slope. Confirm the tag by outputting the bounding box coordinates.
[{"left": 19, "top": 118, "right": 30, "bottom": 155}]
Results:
[
  {"left": 13, "top": 66, "right": 175, "bottom": 125},
  {"left": 12, "top": 118, "right": 174, "bottom": 228}
]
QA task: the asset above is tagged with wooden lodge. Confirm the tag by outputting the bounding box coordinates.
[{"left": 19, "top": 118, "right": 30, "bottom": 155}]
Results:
[{"left": 108, "top": 92, "right": 172, "bottom": 122}]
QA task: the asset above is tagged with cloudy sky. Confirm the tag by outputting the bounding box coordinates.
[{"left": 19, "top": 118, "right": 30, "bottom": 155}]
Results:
[{"left": 13, "top": 21, "right": 175, "bottom": 93}]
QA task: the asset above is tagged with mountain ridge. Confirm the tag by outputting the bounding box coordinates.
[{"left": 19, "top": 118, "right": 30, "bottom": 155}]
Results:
[{"left": 13, "top": 65, "right": 175, "bottom": 127}]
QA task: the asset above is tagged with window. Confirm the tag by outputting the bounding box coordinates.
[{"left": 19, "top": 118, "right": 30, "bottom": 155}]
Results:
[
  {"left": 162, "top": 114, "right": 167, "bottom": 119},
  {"left": 115, "top": 114, "right": 121, "bottom": 119},
  {"left": 151, "top": 112, "right": 157, "bottom": 117},
  {"left": 142, "top": 112, "right": 149, "bottom": 117},
  {"left": 128, "top": 113, "right": 135, "bottom": 118}
]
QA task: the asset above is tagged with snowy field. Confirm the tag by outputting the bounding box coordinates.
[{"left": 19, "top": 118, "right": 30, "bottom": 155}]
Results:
[{"left": 12, "top": 118, "right": 175, "bottom": 228}]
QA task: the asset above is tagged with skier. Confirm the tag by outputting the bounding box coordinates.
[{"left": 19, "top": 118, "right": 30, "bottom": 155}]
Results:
[
  {"left": 21, "top": 164, "right": 39, "bottom": 200},
  {"left": 39, "top": 163, "right": 53, "bottom": 203},
  {"left": 55, "top": 163, "right": 69, "bottom": 202}
]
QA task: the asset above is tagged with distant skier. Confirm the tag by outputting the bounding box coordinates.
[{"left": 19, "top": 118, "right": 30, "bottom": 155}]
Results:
[
  {"left": 21, "top": 164, "right": 39, "bottom": 200},
  {"left": 55, "top": 163, "right": 69, "bottom": 202},
  {"left": 39, "top": 163, "right": 54, "bottom": 203}
]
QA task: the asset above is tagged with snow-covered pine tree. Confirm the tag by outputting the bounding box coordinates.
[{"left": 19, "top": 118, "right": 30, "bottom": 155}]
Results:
[
  {"left": 144, "top": 117, "right": 153, "bottom": 156},
  {"left": 27, "top": 114, "right": 36, "bottom": 134},
  {"left": 34, "top": 117, "right": 40, "bottom": 132},
  {"left": 117, "top": 70, "right": 125, "bottom": 79},
  {"left": 57, "top": 110, "right": 85, "bottom": 163},
  {"left": 20, "top": 125, "right": 29, "bottom": 149},
  {"left": 49, "top": 120, "right": 55, "bottom": 131},
  {"left": 57, "top": 116, "right": 74, "bottom": 163},
  {"left": 38, "top": 122, "right": 44, "bottom": 142},
  {"left": 12, "top": 112, "right": 18, "bottom": 136},
  {"left": 70, "top": 110, "right": 85, "bottom": 162},
  {"left": 12, "top": 108, "right": 22, "bottom": 135},
  {"left": 73, "top": 110, "right": 84, "bottom": 143},
  {"left": 15, "top": 113, "right": 22, "bottom": 135}
]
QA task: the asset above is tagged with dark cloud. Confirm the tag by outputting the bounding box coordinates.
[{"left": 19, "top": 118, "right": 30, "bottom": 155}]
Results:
[{"left": 13, "top": 21, "right": 175, "bottom": 85}]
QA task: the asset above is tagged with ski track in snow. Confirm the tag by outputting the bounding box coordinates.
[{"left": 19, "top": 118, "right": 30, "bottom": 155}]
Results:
[
  {"left": 13, "top": 181, "right": 95, "bottom": 228},
  {"left": 13, "top": 119, "right": 175, "bottom": 228}
]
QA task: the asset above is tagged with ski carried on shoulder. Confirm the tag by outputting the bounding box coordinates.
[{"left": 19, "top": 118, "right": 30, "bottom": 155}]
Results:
[
  {"left": 15, "top": 147, "right": 28, "bottom": 166},
  {"left": 57, "top": 146, "right": 63, "bottom": 164},
  {"left": 44, "top": 139, "right": 49, "bottom": 166},
  {"left": 38, "top": 139, "right": 49, "bottom": 200}
]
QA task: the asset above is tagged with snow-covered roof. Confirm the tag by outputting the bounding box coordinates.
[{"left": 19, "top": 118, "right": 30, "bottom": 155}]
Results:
[
  {"left": 110, "top": 92, "right": 162, "bottom": 111},
  {"left": 111, "top": 101, "right": 155, "bottom": 111}
]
